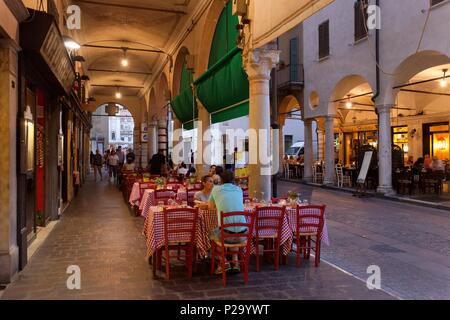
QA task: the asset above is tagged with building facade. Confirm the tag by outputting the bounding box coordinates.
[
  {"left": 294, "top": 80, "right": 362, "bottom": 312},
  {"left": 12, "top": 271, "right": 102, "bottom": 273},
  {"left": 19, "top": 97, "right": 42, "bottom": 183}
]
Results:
[{"left": 301, "top": 0, "right": 450, "bottom": 192}]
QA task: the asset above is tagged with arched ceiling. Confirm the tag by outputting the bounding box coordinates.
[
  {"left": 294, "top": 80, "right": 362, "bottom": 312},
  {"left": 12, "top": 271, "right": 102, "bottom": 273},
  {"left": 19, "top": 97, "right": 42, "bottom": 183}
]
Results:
[{"left": 64, "top": 0, "right": 199, "bottom": 99}]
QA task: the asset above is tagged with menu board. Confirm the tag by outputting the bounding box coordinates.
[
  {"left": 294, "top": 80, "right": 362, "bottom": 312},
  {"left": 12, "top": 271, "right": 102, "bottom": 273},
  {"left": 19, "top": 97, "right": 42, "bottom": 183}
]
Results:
[{"left": 357, "top": 151, "right": 373, "bottom": 185}]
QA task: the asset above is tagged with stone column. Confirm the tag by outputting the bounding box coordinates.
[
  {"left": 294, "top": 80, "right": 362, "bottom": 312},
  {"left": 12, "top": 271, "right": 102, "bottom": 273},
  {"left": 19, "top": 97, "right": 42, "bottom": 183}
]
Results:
[
  {"left": 324, "top": 115, "right": 335, "bottom": 185},
  {"left": 244, "top": 45, "right": 280, "bottom": 202},
  {"left": 196, "top": 102, "right": 210, "bottom": 177},
  {"left": 303, "top": 119, "right": 314, "bottom": 182},
  {"left": 377, "top": 104, "right": 394, "bottom": 195},
  {"left": 0, "top": 40, "right": 19, "bottom": 283},
  {"left": 148, "top": 120, "right": 158, "bottom": 157}
]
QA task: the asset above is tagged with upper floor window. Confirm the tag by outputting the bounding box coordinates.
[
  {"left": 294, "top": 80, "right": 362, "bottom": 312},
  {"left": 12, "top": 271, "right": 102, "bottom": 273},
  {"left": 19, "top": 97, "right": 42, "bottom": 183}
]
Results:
[
  {"left": 431, "top": 0, "right": 446, "bottom": 6},
  {"left": 318, "top": 20, "right": 330, "bottom": 59},
  {"left": 354, "top": 0, "right": 368, "bottom": 42}
]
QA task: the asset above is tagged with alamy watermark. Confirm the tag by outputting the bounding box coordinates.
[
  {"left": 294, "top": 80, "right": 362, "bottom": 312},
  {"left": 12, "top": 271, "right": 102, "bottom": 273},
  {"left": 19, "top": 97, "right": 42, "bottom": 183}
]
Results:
[
  {"left": 366, "top": 265, "right": 381, "bottom": 290},
  {"left": 66, "top": 5, "right": 81, "bottom": 30},
  {"left": 66, "top": 265, "right": 81, "bottom": 290}
]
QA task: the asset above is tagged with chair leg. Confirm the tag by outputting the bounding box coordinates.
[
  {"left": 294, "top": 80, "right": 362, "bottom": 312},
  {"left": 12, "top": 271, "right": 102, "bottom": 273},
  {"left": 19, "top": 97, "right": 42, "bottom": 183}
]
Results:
[
  {"left": 221, "top": 250, "right": 227, "bottom": 287},
  {"left": 187, "top": 246, "right": 193, "bottom": 279},
  {"left": 255, "top": 239, "right": 260, "bottom": 272},
  {"left": 315, "top": 239, "right": 321, "bottom": 267},
  {"left": 165, "top": 246, "right": 171, "bottom": 280},
  {"left": 274, "top": 239, "right": 280, "bottom": 271},
  {"left": 244, "top": 254, "right": 249, "bottom": 285},
  {"left": 210, "top": 242, "right": 216, "bottom": 276},
  {"left": 296, "top": 237, "right": 301, "bottom": 268}
]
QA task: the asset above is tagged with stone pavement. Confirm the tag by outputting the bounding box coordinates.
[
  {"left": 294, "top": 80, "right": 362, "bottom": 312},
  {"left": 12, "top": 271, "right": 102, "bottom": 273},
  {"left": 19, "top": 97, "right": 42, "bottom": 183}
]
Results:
[
  {"left": 278, "top": 181, "right": 450, "bottom": 300},
  {"left": 1, "top": 176, "right": 393, "bottom": 300}
]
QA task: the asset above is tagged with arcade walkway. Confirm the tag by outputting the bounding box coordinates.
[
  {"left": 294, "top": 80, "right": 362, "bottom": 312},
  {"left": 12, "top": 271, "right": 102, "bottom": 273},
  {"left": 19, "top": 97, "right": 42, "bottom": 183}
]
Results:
[{"left": 1, "top": 175, "right": 393, "bottom": 300}]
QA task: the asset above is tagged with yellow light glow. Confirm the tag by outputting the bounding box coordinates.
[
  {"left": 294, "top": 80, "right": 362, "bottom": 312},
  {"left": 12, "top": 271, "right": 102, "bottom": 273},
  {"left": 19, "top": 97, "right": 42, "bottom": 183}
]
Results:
[
  {"left": 346, "top": 101, "right": 353, "bottom": 109},
  {"left": 440, "top": 79, "right": 447, "bottom": 88},
  {"left": 121, "top": 58, "right": 129, "bottom": 67},
  {"left": 437, "top": 137, "right": 447, "bottom": 151},
  {"left": 115, "top": 92, "right": 122, "bottom": 99}
]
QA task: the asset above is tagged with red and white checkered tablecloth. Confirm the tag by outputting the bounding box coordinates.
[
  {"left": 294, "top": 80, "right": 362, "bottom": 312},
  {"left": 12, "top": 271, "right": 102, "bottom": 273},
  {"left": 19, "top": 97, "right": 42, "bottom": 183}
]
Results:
[
  {"left": 142, "top": 206, "right": 217, "bottom": 258},
  {"left": 129, "top": 182, "right": 141, "bottom": 206}
]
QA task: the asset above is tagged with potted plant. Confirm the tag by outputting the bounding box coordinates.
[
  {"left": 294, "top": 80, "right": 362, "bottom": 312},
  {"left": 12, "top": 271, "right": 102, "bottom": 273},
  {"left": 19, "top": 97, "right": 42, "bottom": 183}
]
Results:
[
  {"left": 155, "top": 177, "right": 166, "bottom": 189},
  {"left": 287, "top": 191, "right": 300, "bottom": 206}
]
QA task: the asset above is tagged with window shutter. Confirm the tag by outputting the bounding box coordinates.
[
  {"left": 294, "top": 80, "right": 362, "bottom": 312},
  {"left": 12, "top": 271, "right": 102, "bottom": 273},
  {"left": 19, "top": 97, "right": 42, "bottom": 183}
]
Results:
[
  {"left": 289, "top": 37, "right": 299, "bottom": 81},
  {"left": 318, "top": 20, "right": 329, "bottom": 59},
  {"left": 354, "top": 0, "right": 368, "bottom": 41}
]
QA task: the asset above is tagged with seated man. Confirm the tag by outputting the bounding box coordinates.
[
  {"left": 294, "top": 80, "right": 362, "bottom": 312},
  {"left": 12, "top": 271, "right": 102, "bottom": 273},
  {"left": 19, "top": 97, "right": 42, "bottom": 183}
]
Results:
[{"left": 208, "top": 170, "right": 247, "bottom": 274}]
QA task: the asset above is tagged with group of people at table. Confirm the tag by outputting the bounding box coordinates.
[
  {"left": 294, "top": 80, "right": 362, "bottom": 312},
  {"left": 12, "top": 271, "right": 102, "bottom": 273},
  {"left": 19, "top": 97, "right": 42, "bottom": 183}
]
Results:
[{"left": 127, "top": 164, "right": 327, "bottom": 285}]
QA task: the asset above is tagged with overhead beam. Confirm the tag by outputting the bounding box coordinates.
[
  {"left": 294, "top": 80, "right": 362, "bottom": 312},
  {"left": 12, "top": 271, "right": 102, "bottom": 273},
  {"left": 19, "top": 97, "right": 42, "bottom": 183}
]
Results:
[
  {"left": 393, "top": 75, "right": 450, "bottom": 89},
  {"left": 91, "top": 84, "right": 144, "bottom": 89},
  {"left": 83, "top": 44, "right": 163, "bottom": 54},
  {"left": 88, "top": 68, "right": 152, "bottom": 75},
  {"left": 74, "top": 0, "right": 186, "bottom": 15},
  {"left": 400, "top": 89, "right": 450, "bottom": 97},
  {"left": 332, "top": 92, "right": 373, "bottom": 103}
]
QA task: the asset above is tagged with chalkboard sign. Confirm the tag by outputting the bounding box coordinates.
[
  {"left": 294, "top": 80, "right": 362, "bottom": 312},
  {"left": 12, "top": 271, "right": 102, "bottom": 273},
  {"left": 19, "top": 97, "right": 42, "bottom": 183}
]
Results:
[{"left": 357, "top": 151, "right": 373, "bottom": 184}]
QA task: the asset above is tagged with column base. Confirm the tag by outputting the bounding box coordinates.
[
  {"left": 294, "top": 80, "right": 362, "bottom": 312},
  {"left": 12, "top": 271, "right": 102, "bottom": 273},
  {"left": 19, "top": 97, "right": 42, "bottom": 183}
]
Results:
[
  {"left": 377, "top": 186, "right": 395, "bottom": 196},
  {"left": 323, "top": 178, "right": 335, "bottom": 186},
  {"left": 302, "top": 176, "right": 313, "bottom": 183},
  {"left": 0, "top": 245, "right": 19, "bottom": 284}
]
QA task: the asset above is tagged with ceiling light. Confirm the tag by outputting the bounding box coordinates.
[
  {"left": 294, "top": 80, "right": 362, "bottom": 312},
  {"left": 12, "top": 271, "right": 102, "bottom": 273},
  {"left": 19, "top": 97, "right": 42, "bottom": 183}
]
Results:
[
  {"left": 440, "top": 68, "right": 448, "bottom": 88},
  {"left": 63, "top": 36, "right": 80, "bottom": 50},
  {"left": 115, "top": 87, "right": 122, "bottom": 99},
  {"left": 345, "top": 95, "right": 353, "bottom": 109},
  {"left": 121, "top": 48, "right": 129, "bottom": 67}
]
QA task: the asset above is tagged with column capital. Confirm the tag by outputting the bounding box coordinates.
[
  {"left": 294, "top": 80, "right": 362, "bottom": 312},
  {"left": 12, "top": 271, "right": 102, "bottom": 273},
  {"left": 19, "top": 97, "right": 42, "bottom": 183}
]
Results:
[
  {"left": 376, "top": 104, "right": 395, "bottom": 114},
  {"left": 244, "top": 46, "right": 281, "bottom": 81}
]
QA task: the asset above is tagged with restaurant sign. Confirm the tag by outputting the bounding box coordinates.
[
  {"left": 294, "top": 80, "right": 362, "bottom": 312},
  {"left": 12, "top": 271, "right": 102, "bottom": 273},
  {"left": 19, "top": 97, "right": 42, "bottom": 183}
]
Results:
[
  {"left": 40, "top": 23, "right": 75, "bottom": 94},
  {"left": 20, "top": 10, "right": 75, "bottom": 95}
]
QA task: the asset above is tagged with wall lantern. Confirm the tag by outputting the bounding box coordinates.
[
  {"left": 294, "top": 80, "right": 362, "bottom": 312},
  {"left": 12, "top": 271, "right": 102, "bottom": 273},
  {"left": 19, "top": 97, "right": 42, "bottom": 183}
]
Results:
[{"left": 437, "top": 137, "right": 447, "bottom": 151}]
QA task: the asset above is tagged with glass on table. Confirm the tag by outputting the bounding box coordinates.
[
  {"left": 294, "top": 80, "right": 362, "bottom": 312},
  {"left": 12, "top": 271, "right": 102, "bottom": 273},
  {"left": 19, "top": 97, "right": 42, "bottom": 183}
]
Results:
[
  {"left": 182, "top": 201, "right": 188, "bottom": 207},
  {"left": 244, "top": 199, "right": 251, "bottom": 208},
  {"left": 157, "top": 201, "right": 165, "bottom": 208}
]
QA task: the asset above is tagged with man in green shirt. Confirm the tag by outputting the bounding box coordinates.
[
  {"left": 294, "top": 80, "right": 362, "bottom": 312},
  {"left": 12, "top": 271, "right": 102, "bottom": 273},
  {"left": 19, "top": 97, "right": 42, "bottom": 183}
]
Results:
[{"left": 209, "top": 170, "right": 247, "bottom": 274}]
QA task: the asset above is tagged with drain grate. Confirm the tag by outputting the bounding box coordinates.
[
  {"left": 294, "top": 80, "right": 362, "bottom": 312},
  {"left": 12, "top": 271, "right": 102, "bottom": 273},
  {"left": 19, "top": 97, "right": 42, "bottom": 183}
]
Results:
[{"left": 369, "top": 244, "right": 406, "bottom": 254}]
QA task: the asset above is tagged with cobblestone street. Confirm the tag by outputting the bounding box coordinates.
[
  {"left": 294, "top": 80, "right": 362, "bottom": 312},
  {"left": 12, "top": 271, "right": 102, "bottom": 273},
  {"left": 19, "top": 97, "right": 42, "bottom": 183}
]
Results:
[
  {"left": 1, "top": 177, "right": 397, "bottom": 300},
  {"left": 278, "top": 181, "right": 450, "bottom": 300}
]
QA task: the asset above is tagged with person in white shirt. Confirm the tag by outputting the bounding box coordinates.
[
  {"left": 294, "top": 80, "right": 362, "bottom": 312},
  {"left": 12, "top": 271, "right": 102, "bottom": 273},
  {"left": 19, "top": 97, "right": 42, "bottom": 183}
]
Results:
[{"left": 108, "top": 150, "right": 120, "bottom": 180}]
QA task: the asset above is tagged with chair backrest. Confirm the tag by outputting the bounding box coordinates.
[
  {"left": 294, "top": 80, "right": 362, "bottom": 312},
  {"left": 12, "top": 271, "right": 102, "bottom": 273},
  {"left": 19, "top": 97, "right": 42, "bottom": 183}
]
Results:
[
  {"left": 335, "top": 165, "right": 343, "bottom": 175},
  {"left": 255, "top": 206, "right": 286, "bottom": 239},
  {"left": 163, "top": 207, "right": 198, "bottom": 244},
  {"left": 140, "top": 183, "right": 156, "bottom": 197},
  {"left": 166, "top": 182, "right": 182, "bottom": 191},
  {"left": 219, "top": 211, "right": 255, "bottom": 248},
  {"left": 242, "top": 188, "right": 249, "bottom": 201},
  {"left": 186, "top": 187, "right": 203, "bottom": 206},
  {"left": 155, "top": 189, "right": 176, "bottom": 204},
  {"left": 295, "top": 205, "right": 325, "bottom": 236}
]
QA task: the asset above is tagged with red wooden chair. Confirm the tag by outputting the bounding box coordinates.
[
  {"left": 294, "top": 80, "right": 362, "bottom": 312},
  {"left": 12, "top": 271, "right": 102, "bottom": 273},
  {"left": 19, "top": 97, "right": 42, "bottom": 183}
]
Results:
[
  {"left": 159, "top": 207, "right": 199, "bottom": 280},
  {"left": 186, "top": 186, "right": 203, "bottom": 207},
  {"left": 293, "top": 205, "right": 326, "bottom": 268},
  {"left": 254, "top": 206, "right": 286, "bottom": 272},
  {"left": 210, "top": 211, "right": 255, "bottom": 286},
  {"left": 154, "top": 189, "right": 176, "bottom": 205}
]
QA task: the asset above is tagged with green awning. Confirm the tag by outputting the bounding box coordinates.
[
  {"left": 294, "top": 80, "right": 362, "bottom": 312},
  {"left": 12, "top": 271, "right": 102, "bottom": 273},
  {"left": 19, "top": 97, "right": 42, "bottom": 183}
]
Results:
[
  {"left": 195, "top": 47, "right": 249, "bottom": 124},
  {"left": 171, "top": 63, "right": 197, "bottom": 127},
  {"left": 171, "top": 87, "right": 197, "bottom": 125}
]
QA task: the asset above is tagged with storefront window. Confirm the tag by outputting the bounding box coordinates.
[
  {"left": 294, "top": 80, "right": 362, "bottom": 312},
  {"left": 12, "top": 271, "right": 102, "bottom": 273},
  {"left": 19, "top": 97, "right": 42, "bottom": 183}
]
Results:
[
  {"left": 393, "top": 126, "right": 409, "bottom": 162},
  {"left": 430, "top": 124, "right": 449, "bottom": 161}
]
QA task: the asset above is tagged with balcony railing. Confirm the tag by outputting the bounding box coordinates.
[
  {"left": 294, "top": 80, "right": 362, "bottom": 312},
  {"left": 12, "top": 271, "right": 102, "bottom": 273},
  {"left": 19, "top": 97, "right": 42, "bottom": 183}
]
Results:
[{"left": 277, "top": 64, "right": 304, "bottom": 91}]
